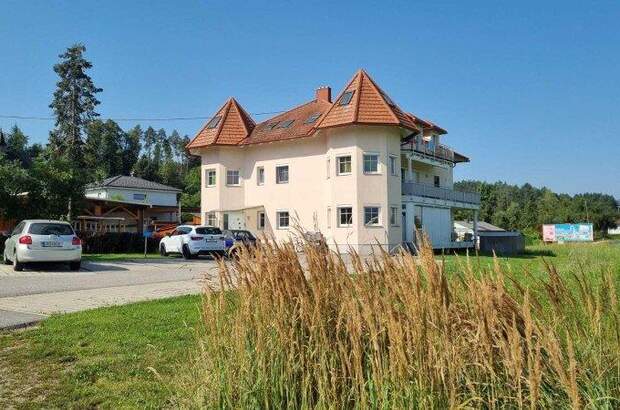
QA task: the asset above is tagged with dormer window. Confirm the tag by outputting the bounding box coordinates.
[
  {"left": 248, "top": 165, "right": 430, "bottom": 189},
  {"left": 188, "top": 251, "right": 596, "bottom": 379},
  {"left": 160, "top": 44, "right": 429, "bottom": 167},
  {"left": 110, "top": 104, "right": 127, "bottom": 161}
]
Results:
[
  {"left": 206, "top": 116, "right": 221, "bottom": 129},
  {"left": 339, "top": 91, "right": 355, "bottom": 106}
]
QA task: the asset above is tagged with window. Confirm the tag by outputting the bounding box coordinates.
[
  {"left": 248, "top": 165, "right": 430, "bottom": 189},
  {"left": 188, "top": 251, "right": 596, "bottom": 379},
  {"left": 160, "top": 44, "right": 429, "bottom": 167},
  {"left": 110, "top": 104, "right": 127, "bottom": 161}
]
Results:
[
  {"left": 133, "top": 193, "right": 147, "bottom": 201},
  {"left": 389, "top": 155, "right": 398, "bottom": 176},
  {"left": 257, "top": 167, "right": 265, "bottom": 185},
  {"left": 257, "top": 211, "right": 265, "bottom": 230},
  {"left": 304, "top": 113, "right": 321, "bottom": 124},
  {"left": 277, "top": 211, "right": 289, "bottom": 229},
  {"left": 268, "top": 122, "right": 280, "bottom": 129},
  {"left": 337, "top": 155, "right": 352, "bottom": 175},
  {"left": 363, "top": 153, "right": 379, "bottom": 174},
  {"left": 327, "top": 207, "right": 332, "bottom": 228},
  {"left": 206, "top": 116, "right": 221, "bottom": 129},
  {"left": 226, "top": 170, "right": 240, "bottom": 186},
  {"left": 206, "top": 212, "right": 217, "bottom": 227},
  {"left": 276, "top": 165, "right": 289, "bottom": 184},
  {"left": 12, "top": 222, "right": 25, "bottom": 236},
  {"left": 196, "top": 226, "right": 222, "bottom": 235},
  {"left": 338, "top": 207, "right": 353, "bottom": 227},
  {"left": 326, "top": 157, "right": 330, "bottom": 179},
  {"left": 206, "top": 169, "right": 216, "bottom": 187},
  {"left": 276, "top": 119, "right": 295, "bottom": 128},
  {"left": 339, "top": 90, "right": 355, "bottom": 106},
  {"left": 364, "top": 207, "right": 380, "bottom": 226},
  {"left": 28, "top": 223, "right": 74, "bottom": 235},
  {"left": 434, "top": 175, "right": 440, "bottom": 188},
  {"left": 390, "top": 206, "right": 398, "bottom": 226}
]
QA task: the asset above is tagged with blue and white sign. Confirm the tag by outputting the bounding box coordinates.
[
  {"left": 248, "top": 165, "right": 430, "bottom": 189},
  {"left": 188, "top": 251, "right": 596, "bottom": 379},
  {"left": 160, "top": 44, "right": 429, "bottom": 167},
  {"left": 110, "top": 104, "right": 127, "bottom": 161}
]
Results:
[{"left": 543, "top": 223, "right": 594, "bottom": 242}]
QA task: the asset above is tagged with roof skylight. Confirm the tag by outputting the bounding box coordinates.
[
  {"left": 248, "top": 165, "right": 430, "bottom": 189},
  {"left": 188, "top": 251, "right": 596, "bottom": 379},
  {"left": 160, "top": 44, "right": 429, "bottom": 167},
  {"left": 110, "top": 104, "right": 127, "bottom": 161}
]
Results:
[
  {"left": 339, "top": 91, "right": 355, "bottom": 106},
  {"left": 304, "top": 113, "right": 321, "bottom": 124},
  {"left": 267, "top": 122, "right": 280, "bottom": 129},
  {"left": 206, "top": 116, "right": 221, "bottom": 129},
  {"left": 276, "top": 119, "right": 295, "bottom": 129}
]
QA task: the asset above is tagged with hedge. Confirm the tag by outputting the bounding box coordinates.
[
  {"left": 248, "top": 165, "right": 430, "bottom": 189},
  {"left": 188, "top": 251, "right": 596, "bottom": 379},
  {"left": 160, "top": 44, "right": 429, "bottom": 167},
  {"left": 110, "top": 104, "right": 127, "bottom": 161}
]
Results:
[{"left": 77, "top": 232, "right": 160, "bottom": 254}]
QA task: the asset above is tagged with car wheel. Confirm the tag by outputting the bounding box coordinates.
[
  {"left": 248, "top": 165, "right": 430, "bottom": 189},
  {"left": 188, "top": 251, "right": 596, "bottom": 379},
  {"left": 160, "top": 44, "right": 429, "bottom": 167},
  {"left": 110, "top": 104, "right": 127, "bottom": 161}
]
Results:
[
  {"left": 13, "top": 253, "right": 24, "bottom": 272},
  {"left": 70, "top": 261, "right": 81, "bottom": 271},
  {"left": 160, "top": 244, "right": 168, "bottom": 257},
  {"left": 182, "top": 244, "right": 193, "bottom": 260}
]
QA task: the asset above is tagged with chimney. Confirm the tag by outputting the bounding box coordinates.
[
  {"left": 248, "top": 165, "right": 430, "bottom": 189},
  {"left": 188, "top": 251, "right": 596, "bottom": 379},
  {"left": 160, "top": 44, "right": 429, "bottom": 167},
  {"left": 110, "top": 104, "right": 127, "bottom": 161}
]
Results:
[{"left": 316, "top": 86, "right": 331, "bottom": 103}]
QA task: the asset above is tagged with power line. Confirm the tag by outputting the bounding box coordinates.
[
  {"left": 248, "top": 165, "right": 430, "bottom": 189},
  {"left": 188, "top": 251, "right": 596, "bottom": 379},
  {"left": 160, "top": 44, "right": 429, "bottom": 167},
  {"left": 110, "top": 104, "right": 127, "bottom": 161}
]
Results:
[{"left": 0, "top": 110, "right": 287, "bottom": 122}]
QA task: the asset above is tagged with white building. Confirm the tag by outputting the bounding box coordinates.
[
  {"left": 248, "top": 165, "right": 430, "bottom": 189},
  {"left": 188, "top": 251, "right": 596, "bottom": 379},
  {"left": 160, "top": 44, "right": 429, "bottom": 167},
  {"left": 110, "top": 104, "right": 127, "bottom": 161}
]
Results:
[
  {"left": 77, "top": 176, "right": 181, "bottom": 233},
  {"left": 187, "top": 70, "right": 480, "bottom": 253}
]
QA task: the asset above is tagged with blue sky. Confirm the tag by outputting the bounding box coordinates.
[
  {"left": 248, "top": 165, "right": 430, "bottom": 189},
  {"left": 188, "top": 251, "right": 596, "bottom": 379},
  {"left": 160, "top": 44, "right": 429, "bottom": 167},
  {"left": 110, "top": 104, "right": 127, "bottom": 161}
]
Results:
[{"left": 1, "top": 0, "right": 619, "bottom": 197}]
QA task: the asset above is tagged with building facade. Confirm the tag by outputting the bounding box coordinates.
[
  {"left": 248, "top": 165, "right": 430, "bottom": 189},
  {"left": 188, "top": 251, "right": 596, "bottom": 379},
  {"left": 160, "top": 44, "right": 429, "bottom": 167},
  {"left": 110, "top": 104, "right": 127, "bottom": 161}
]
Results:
[
  {"left": 77, "top": 176, "right": 181, "bottom": 233},
  {"left": 187, "top": 70, "right": 480, "bottom": 253}
]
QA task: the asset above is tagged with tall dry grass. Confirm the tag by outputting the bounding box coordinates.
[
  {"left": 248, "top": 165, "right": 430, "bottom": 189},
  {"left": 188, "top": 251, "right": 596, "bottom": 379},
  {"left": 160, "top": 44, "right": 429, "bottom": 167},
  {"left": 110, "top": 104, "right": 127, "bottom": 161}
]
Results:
[{"left": 172, "top": 236, "right": 620, "bottom": 409}]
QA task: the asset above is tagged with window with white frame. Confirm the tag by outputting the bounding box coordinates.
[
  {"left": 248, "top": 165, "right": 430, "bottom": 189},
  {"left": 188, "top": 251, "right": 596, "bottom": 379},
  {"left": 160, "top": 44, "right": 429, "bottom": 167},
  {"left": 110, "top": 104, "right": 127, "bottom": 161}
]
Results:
[
  {"left": 205, "top": 169, "right": 216, "bottom": 187},
  {"left": 389, "top": 155, "right": 398, "bottom": 176},
  {"left": 363, "top": 153, "right": 379, "bottom": 174},
  {"left": 276, "top": 165, "right": 289, "bottom": 184},
  {"left": 390, "top": 206, "right": 398, "bottom": 226},
  {"left": 257, "top": 166, "right": 265, "bottom": 185},
  {"left": 338, "top": 207, "right": 353, "bottom": 227},
  {"left": 226, "top": 170, "right": 240, "bottom": 186},
  {"left": 133, "top": 193, "right": 147, "bottom": 201},
  {"left": 364, "top": 206, "right": 380, "bottom": 226},
  {"left": 277, "top": 211, "right": 289, "bottom": 229},
  {"left": 337, "top": 155, "right": 352, "bottom": 175},
  {"left": 327, "top": 207, "right": 332, "bottom": 228},
  {"left": 257, "top": 211, "right": 265, "bottom": 230},
  {"left": 206, "top": 212, "right": 217, "bottom": 227}
]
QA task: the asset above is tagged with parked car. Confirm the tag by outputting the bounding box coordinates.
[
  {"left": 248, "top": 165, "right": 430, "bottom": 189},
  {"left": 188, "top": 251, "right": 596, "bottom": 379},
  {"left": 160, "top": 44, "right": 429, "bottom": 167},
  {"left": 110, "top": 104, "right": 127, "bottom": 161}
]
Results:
[
  {"left": 2, "top": 220, "right": 82, "bottom": 271},
  {"left": 223, "top": 229, "right": 258, "bottom": 258},
  {"left": 159, "top": 225, "right": 226, "bottom": 259}
]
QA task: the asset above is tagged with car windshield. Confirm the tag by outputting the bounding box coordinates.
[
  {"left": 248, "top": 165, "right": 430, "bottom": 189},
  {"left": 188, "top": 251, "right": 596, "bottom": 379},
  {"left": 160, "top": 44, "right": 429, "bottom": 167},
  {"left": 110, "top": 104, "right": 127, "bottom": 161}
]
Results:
[
  {"left": 28, "top": 223, "right": 74, "bottom": 236},
  {"left": 196, "top": 227, "right": 222, "bottom": 235}
]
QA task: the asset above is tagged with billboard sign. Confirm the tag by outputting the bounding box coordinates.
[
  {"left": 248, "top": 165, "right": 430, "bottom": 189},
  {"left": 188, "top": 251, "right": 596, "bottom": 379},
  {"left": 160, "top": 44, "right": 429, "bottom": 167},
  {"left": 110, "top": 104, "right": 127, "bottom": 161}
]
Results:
[{"left": 542, "top": 223, "right": 593, "bottom": 243}]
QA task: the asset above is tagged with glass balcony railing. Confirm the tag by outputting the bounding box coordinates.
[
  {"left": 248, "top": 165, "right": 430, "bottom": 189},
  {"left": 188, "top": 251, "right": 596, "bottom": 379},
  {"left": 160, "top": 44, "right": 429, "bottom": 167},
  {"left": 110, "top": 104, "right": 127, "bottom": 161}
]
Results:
[{"left": 402, "top": 182, "right": 480, "bottom": 205}]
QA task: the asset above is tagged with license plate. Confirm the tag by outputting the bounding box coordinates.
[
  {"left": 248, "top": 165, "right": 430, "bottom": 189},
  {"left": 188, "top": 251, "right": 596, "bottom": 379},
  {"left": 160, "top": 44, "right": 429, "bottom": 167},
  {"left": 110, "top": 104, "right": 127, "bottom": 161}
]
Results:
[{"left": 42, "top": 241, "right": 63, "bottom": 248}]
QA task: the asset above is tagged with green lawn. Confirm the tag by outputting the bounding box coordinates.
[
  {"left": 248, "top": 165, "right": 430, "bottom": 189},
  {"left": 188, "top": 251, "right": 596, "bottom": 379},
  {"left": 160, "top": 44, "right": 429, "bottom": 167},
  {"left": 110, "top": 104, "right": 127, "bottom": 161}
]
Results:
[
  {"left": 82, "top": 253, "right": 165, "bottom": 261},
  {"left": 442, "top": 240, "right": 620, "bottom": 284},
  {"left": 1, "top": 242, "right": 618, "bottom": 408},
  {"left": 0, "top": 295, "right": 202, "bottom": 408}
]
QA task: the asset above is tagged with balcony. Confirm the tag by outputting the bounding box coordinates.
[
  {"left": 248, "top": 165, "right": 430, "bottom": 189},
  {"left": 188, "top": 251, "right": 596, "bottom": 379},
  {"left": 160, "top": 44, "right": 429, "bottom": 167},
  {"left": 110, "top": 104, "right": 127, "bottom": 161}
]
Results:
[
  {"left": 401, "top": 137, "right": 455, "bottom": 163},
  {"left": 402, "top": 182, "right": 481, "bottom": 205}
]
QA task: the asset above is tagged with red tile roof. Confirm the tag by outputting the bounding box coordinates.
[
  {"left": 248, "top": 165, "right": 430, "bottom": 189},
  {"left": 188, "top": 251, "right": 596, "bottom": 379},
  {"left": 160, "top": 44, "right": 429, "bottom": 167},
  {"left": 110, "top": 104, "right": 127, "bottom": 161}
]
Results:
[
  {"left": 316, "top": 69, "right": 418, "bottom": 131},
  {"left": 186, "top": 98, "right": 255, "bottom": 148},
  {"left": 240, "top": 99, "right": 332, "bottom": 145},
  {"left": 187, "top": 69, "right": 446, "bottom": 150}
]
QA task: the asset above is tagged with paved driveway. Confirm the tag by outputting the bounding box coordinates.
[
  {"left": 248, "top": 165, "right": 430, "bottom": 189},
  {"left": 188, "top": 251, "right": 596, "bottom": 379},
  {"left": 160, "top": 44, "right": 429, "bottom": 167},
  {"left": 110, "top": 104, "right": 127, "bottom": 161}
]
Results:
[{"left": 0, "top": 257, "right": 219, "bottom": 330}]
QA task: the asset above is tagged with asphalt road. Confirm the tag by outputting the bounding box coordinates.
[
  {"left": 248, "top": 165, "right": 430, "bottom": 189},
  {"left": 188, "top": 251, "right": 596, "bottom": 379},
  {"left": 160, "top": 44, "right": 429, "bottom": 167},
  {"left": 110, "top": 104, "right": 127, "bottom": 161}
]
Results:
[{"left": 0, "top": 257, "right": 219, "bottom": 330}]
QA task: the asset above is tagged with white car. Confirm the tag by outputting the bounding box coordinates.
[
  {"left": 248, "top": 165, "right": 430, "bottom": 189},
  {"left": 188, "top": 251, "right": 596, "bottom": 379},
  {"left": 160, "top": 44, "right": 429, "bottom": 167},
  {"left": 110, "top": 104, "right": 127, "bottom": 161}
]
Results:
[
  {"left": 2, "top": 220, "right": 82, "bottom": 271},
  {"left": 159, "top": 225, "right": 227, "bottom": 259}
]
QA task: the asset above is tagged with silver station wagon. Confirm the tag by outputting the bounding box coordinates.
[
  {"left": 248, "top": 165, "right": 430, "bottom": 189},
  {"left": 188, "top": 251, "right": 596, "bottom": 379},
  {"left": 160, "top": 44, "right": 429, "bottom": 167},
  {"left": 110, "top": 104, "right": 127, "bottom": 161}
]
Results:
[{"left": 2, "top": 220, "right": 82, "bottom": 271}]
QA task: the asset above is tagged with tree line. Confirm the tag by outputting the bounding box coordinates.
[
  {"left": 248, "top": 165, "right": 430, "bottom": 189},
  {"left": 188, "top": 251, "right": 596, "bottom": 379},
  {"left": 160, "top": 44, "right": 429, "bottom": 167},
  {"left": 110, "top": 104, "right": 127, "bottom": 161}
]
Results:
[
  {"left": 0, "top": 44, "right": 200, "bottom": 224},
  {"left": 454, "top": 180, "right": 618, "bottom": 235}
]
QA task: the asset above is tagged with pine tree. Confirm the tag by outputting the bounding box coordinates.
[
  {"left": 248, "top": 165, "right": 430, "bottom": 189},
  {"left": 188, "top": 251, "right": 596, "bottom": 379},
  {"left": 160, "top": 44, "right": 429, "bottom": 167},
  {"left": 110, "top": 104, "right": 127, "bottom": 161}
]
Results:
[
  {"left": 48, "top": 43, "right": 102, "bottom": 219},
  {"left": 49, "top": 44, "right": 102, "bottom": 163}
]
